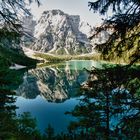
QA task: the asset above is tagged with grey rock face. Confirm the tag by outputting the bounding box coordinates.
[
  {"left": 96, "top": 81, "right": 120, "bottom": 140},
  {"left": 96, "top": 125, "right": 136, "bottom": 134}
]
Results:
[
  {"left": 15, "top": 63, "right": 89, "bottom": 103},
  {"left": 31, "top": 10, "right": 94, "bottom": 55},
  {"left": 21, "top": 15, "right": 36, "bottom": 46}
]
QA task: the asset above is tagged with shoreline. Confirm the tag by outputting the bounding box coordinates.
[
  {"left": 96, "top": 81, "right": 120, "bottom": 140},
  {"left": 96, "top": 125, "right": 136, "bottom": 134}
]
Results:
[{"left": 23, "top": 47, "right": 140, "bottom": 66}]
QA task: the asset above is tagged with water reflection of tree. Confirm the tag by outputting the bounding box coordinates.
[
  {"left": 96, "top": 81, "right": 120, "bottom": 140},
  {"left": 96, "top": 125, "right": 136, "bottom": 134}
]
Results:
[
  {"left": 67, "top": 65, "right": 140, "bottom": 139},
  {"left": 1, "top": 65, "right": 140, "bottom": 139},
  {"left": 0, "top": 68, "right": 41, "bottom": 139}
]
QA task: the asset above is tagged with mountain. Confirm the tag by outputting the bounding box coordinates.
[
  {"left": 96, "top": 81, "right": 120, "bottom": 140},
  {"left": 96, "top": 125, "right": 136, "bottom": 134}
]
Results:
[
  {"left": 30, "top": 10, "right": 95, "bottom": 55},
  {"left": 21, "top": 15, "right": 36, "bottom": 46},
  {"left": 16, "top": 62, "right": 89, "bottom": 103}
]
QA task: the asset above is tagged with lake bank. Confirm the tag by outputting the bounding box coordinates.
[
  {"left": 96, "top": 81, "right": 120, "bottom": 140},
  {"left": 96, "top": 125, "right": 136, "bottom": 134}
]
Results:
[{"left": 23, "top": 47, "right": 140, "bottom": 66}]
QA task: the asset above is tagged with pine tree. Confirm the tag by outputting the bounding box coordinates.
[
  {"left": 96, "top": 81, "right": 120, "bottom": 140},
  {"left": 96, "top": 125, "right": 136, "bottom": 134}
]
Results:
[{"left": 88, "top": 0, "right": 140, "bottom": 63}]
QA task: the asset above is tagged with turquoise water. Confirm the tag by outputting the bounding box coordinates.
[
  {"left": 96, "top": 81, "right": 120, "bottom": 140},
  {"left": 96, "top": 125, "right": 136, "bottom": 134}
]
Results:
[{"left": 15, "top": 60, "right": 101, "bottom": 133}]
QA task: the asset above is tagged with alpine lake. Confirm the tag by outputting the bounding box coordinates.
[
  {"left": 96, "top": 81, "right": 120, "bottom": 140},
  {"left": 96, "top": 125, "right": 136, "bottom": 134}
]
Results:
[
  {"left": 15, "top": 60, "right": 102, "bottom": 134},
  {"left": 1, "top": 60, "right": 140, "bottom": 138}
]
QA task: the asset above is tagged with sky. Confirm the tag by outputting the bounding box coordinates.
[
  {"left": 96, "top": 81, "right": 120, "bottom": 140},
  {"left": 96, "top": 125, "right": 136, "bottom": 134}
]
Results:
[{"left": 30, "top": 0, "right": 105, "bottom": 26}]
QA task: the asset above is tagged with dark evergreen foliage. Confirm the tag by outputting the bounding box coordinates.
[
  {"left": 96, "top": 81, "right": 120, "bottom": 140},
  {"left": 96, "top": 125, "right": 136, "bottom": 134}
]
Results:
[
  {"left": 0, "top": 0, "right": 40, "bottom": 32},
  {"left": 89, "top": 0, "right": 140, "bottom": 63},
  {"left": 67, "top": 65, "right": 140, "bottom": 139}
]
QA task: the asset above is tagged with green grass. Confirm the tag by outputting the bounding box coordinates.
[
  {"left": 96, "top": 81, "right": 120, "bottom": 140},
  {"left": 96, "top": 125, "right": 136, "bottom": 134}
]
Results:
[
  {"left": 34, "top": 53, "right": 101, "bottom": 62},
  {"left": 34, "top": 51, "right": 140, "bottom": 66}
]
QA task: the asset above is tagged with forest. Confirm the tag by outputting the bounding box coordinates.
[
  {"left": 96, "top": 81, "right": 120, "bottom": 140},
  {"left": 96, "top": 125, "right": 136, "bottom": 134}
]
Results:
[{"left": 0, "top": 0, "right": 139, "bottom": 139}]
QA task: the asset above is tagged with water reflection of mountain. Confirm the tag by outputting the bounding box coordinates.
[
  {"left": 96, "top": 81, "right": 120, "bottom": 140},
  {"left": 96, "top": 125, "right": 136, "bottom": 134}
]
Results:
[{"left": 16, "top": 62, "right": 89, "bottom": 103}]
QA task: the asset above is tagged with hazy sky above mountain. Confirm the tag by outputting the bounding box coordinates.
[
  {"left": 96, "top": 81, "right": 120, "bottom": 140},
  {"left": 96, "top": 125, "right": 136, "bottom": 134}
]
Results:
[{"left": 30, "top": 0, "right": 106, "bottom": 26}]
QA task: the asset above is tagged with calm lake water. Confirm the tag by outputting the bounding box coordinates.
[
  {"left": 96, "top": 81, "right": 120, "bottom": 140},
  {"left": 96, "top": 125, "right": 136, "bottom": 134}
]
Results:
[
  {"left": 15, "top": 60, "right": 102, "bottom": 133},
  {"left": 1, "top": 59, "right": 139, "bottom": 139}
]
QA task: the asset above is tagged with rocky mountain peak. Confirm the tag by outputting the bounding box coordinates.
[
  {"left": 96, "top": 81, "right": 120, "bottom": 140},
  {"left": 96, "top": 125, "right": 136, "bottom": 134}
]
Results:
[
  {"left": 31, "top": 9, "right": 94, "bottom": 55},
  {"left": 43, "top": 9, "right": 65, "bottom": 15}
]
